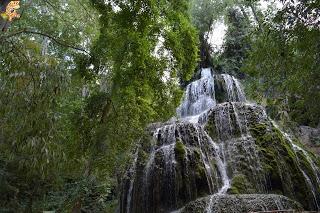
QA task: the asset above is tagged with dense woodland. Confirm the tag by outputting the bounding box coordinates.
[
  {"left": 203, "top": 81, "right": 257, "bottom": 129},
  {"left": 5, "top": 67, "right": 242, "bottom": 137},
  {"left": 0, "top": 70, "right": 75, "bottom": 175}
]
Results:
[{"left": 0, "top": 0, "right": 319, "bottom": 212}]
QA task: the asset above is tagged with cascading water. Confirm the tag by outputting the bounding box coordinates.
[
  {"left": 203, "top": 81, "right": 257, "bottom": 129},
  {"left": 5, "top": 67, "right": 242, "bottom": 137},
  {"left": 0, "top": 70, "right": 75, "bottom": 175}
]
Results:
[
  {"left": 206, "top": 135, "right": 230, "bottom": 194},
  {"left": 176, "top": 68, "right": 241, "bottom": 195},
  {"left": 121, "top": 67, "right": 320, "bottom": 213},
  {"left": 177, "top": 68, "right": 216, "bottom": 120}
]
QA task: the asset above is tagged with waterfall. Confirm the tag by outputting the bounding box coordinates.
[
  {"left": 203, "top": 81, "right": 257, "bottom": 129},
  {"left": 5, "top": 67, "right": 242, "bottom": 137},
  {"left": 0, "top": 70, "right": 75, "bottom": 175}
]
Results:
[
  {"left": 302, "top": 170, "right": 320, "bottom": 210},
  {"left": 222, "top": 74, "right": 237, "bottom": 102},
  {"left": 231, "top": 102, "right": 248, "bottom": 135},
  {"left": 126, "top": 149, "right": 139, "bottom": 213},
  {"left": 207, "top": 137, "right": 230, "bottom": 194},
  {"left": 291, "top": 144, "right": 320, "bottom": 186},
  {"left": 175, "top": 68, "right": 252, "bottom": 196},
  {"left": 177, "top": 68, "right": 215, "bottom": 119},
  {"left": 175, "top": 68, "right": 248, "bottom": 195},
  {"left": 122, "top": 67, "right": 320, "bottom": 213},
  {"left": 221, "top": 74, "right": 246, "bottom": 102},
  {"left": 177, "top": 68, "right": 247, "bottom": 123},
  {"left": 232, "top": 76, "right": 246, "bottom": 102},
  {"left": 194, "top": 126, "right": 215, "bottom": 194}
]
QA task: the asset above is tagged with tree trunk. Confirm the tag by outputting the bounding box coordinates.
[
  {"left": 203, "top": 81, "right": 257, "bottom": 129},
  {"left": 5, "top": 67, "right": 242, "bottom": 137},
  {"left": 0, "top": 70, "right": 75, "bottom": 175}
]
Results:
[
  {"left": 249, "top": 4, "right": 262, "bottom": 31},
  {"left": 199, "top": 33, "right": 212, "bottom": 68}
]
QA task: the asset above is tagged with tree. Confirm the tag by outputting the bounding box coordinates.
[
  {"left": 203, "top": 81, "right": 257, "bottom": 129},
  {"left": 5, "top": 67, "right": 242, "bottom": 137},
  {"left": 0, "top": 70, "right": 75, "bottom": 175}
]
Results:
[
  {"left": 243, "top": 0, "right": 320, "bottom": 127},
  {"left": 0, "top": 0, "right": 199, "bottom": 211},
  {"left": 0, "top": 0, "right": 107, "bottom": 211},
  {"left": 190, "top": 0, "right": 231, "bottom": 67},
  {"left": 87, "top": 0, "right": 199, "bottom": 153},
  {"left": 219, "top": 7, "right": 251, "bottom": 77}
]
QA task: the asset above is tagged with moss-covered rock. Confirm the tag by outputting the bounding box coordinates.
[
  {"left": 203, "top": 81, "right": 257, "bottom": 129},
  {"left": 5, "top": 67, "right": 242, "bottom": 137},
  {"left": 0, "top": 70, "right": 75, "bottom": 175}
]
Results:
[
  {"left": 248, "top": 121, "right": 320, "bottom": 210},
  {"left": 175, "top": 140, "right": 185, "bottom": 162},
  {"left": 228, "top": 174, "right": 255, "bottom": 194},
  {"left": 203, "top": 103, "right": 320, "bottom": 210},
  {"left": 121, "top": 102, "right": 320, "bottom": 213}
]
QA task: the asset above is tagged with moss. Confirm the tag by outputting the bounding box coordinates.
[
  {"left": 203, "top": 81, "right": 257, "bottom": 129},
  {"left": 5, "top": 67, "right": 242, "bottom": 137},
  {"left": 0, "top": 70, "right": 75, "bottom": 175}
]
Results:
[
  {"left": 297, "top": 151, "right": 317, "bottom": 180},
  {"left": 248, "top": 124, "right": 290, "bottom": 194},
  {"left": 229, "top": 111, "right": 242, "bottom": 137},
  {"left": 192, "top": 150, "right": 206, "bottom": 179},
  {"left": 228, "top": 174, "right": 254, "bottom": 194},
  {"left": 175, "top": 140, "right": 186, "bottom": 162},
  {"left": 205, "top": 118, "right": 218, "bottom": 141},
  {"left": 250, "top": 123, "right": 319, "bottom": 209},
  {"left": 272, "top": 129, "right": 297, "bottom": 160},
  {"left": 191, "top": 150, "right": 210, "bottom": 196},
  {"left": 194, "top": 148, "right": 201, "bottom": 159},
  {"left": 195, "top": 163, "right": 206, "bottom": 179},
  {"left": 138, "top": 149, "right": 149, "bottom": 165},
  {"left": 214, "top": 76, "right": 228, "bottom": 103},
  {"left": 249, "top": 122, "right": 268, "bottom": 137}
]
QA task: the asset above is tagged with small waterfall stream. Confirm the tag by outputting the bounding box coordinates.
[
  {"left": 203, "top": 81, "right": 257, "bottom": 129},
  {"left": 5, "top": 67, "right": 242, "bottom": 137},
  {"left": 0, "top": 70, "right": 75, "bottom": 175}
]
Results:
[{"left": 126, "top": 149, "right": 139, "bottom": 213}]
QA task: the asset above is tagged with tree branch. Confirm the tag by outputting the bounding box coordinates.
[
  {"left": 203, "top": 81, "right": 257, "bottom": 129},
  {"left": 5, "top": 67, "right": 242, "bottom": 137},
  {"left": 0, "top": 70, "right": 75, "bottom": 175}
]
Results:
[{"left": 0, "top": 28, "right": 91, "bottom": 55}]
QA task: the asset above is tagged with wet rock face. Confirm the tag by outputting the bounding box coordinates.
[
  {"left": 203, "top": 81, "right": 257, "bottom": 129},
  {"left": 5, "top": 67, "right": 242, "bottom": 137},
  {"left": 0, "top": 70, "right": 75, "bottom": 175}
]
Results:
[
  {"left": 298, "top": 125, "right": 320, "bottom": 155},
  {"left": 248, "top": 123, "right": 320, "bottom": 210},
  {"left": 178, "top": 194, "right": 303, "bottom": 213},
  {"left": 214, "top": 75, "right": 246, "bottom": 104},
  {"left": 203, "top": 102, "right": 320, "bottom": 211},
  {"left": 205, "top": 102, "right": 268, "bottom": 141},
  {"left": 121, "top": 103, "right": 320, "bottom": 212},
  {"left": 120, "top": 123, "right": 218, "bottom": 213}
]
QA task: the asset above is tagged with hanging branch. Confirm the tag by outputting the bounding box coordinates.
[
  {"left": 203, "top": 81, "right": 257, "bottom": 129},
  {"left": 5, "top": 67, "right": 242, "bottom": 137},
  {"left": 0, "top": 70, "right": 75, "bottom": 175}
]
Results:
[{"left": 0, "top": 28, "right": 92, "bottom": 56}]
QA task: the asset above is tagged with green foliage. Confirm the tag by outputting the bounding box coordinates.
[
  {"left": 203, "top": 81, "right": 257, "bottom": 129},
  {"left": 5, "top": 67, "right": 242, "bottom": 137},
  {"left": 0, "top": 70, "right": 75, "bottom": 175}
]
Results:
[
  {"left": 228, "top": 174, "right": 254, "bottom": 194},
  {"left": 219, "top": 8, "right": 251, "bottom": 77},
  {"left": 190, "top": 0, "right": 261, "bottom": 68},
  {"left": 190, "top": 0, "right": 233, "bottom": 67},
  {"left": 175, "top": 140, "right": 186, "bottom": 162},
  {"left": 190, "top": 0, "right": 231, "bottom": 34},
  {"left": 87, "top": 0, "right": 199, "bottom": 162},
  {"left": 243, "top": 22, "right": 320, "bottom": 127},
  {"left": 35, "top": 177, "right": 113, "bottom": 212},
  {"left": 0, "top": 0, "right": 198, "bottom": 211}
]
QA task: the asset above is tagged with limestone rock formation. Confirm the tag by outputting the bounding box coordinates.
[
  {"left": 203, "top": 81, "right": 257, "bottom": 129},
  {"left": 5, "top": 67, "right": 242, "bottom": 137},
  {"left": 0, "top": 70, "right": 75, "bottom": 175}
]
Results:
[{"left": 120, "top": 68, "right": 320, "bottom": 213}]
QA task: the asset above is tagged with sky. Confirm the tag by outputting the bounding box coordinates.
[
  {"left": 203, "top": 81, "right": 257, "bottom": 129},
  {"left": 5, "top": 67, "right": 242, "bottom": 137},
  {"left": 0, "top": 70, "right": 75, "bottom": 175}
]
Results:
[{"left": 208, "top": 21, "right": 227, "bottom": 51}]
